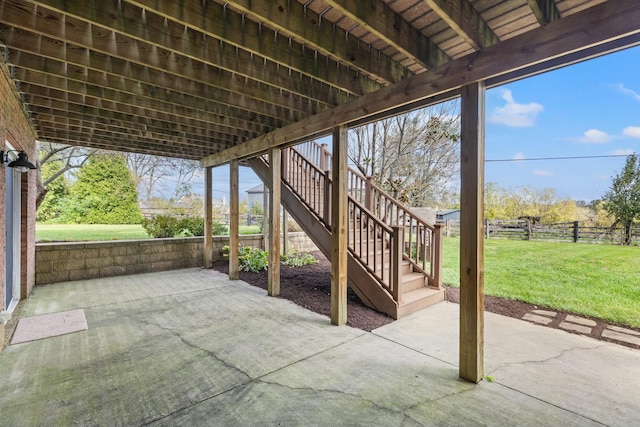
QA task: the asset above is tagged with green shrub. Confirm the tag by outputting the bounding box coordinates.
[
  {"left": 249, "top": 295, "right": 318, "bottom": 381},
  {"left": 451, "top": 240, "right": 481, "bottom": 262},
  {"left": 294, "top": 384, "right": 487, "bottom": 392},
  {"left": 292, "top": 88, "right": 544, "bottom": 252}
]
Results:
[
  {"left": 143, "top": 216, "right": 228, "bottom": 238},
  {"left": 281, "top": 250, "right": 318, "bottom": 267},
  {"left": 221, "top": 245, "right": 269, "bottom": 272},
  {"left": 211, "top": 221, "right": 228, "bottom": 236},
  {"left": 142, "top": 215, "right": 180, "bottom": 238},
  {"left": 178, "top": 217, "right": 204, "bottom": 236},
  {"left": 238, "top": 246, "right": 269, "bottom": 272}
]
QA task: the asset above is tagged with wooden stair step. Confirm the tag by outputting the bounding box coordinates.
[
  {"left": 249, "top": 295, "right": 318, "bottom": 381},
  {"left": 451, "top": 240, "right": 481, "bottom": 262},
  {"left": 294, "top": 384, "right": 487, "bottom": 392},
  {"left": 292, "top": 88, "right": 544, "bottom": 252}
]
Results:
[
  {"left": 401, "top": 272, "right": 426, "bottom": 292},
  {"left": 397, "top": 287, "right": 445, "bottom": 318}
]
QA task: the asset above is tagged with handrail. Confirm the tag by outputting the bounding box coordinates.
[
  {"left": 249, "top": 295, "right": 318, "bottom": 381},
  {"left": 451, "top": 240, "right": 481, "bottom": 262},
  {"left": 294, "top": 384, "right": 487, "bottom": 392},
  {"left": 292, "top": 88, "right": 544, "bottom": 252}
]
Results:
[
  {"left": 295, "top": 141, "right": 442, "bottom": 287},
  {"left": 280, "top": 148, "right": 329, "bottom": 225},
  {"left": 269, "top": 142, "right": 444, "bottom": 305},
  {"left": 276, "top": 147, "right": 402, "bottom": 296}
]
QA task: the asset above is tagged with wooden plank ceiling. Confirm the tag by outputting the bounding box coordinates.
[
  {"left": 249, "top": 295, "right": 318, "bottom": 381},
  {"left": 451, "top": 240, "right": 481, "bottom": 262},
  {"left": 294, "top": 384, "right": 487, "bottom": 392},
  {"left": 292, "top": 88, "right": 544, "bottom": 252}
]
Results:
[{"left": 0, "top": 0, "right": 637, "bottom": 161}]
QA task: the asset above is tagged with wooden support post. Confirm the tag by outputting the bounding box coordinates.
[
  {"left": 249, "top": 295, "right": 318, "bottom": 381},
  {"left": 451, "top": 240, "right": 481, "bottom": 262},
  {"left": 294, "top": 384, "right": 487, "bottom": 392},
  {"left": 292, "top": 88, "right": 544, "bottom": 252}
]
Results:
[
  {"left": 331, "top": 126, "right": 348, "bottom": 325},
  {"left": 268, "top": 147, "right": 281, "bottom": 296},
  {"left": 365, "top": 176, "right": 374, "bottom": 212},
  {"left": 283, "top": 209, "right": 289, "bottom": 255},
  {"left": 324, "top": 171, "right": 332, "bottom": 228},
  {"left": 432, "top": 224, "right": 443, "bottom": 289},
  {"left": 229, "top": 159, "right": 240, "bottom": 280},
  {"left": 263, "top": 184, "right": 269, "bottom": 251},
  {"left": 320, "top": 143, "right": 329, "bottom": 171},
  {"left": 391, "top": 225, "right": 404, "bottom": 303},
  {"left": 204, "top": 166, "right": 213, "bottom": 268},
  {"left": 459, "top": 81, "right": 485, "bottom": 383}
]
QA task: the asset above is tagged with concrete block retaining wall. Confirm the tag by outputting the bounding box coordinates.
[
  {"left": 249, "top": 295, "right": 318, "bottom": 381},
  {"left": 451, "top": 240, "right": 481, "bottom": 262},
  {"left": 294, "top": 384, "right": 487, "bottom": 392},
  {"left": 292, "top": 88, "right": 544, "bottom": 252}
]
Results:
[{"left": 35, "top": 232, "right": 318, "bottom": 285}]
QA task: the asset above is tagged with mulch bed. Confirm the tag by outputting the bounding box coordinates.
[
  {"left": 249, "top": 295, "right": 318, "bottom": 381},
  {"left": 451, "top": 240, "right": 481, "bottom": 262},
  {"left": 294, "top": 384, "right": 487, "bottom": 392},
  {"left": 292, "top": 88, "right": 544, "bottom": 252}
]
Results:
[{"left": 211, "top": 251, "right": 640, "bottom": 350}]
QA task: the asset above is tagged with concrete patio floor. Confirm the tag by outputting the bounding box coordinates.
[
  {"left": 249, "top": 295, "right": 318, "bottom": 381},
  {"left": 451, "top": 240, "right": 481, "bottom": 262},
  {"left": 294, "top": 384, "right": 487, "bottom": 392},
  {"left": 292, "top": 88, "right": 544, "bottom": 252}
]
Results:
[{"left": 0, "top": 268, "right": 638, "bottom": 426}]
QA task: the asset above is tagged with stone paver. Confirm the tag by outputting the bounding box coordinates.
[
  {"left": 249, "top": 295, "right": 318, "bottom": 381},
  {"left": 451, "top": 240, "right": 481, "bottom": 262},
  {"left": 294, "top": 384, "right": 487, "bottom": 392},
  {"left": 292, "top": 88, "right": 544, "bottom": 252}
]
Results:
[
  {"left": 531, "top": 309, "right": 557, "bottom": 317},
  {"left": 559, "top": 321, "right": 592, "bottom": 334},
  {"left": 606, "top": 325, "right": 640, "bottom": 337},
  {"left": 565, "top": 314, "right": 597, "bottom": 327},
  {"left": 523, "top": 313, "right": 554, "bottom": 325},
  {"left": 603, "top": 329, "right": 640, "bottom": 347}
]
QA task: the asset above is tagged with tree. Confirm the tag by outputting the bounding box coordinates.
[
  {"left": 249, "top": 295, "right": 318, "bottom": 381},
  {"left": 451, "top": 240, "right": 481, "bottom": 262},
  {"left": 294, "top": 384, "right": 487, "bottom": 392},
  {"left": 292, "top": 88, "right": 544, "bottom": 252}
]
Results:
[
  {"left": 36, "top": 142, "right": 97, "bottom": 209},
  {"left": 484, "top": 183, "right": 578, "bottom": 223},
  {"left": 36, "top": 160, "right": 70, "bottom": 222},
  {"left": 603, "top": 154, "right": 640, "bottom": 244},
  {"left": 126, "top": 153, "right": 201, "bottom": 200},
  {"left": 349, "top": 101, "right": 460, "bottom": 208},
  {"left": 64, "top": 154, "right": 142, "bottom": 224}
]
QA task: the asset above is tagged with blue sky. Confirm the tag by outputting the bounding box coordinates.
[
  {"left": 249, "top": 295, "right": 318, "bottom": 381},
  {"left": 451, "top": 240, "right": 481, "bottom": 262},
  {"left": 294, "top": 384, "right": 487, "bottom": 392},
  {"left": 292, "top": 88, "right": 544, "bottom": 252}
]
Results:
[
  {"left": 485, "top": 45, "right": 640, "bottom": 202},
  {"left": 189, "top": 45, "right": 640, "bottom": 203}
]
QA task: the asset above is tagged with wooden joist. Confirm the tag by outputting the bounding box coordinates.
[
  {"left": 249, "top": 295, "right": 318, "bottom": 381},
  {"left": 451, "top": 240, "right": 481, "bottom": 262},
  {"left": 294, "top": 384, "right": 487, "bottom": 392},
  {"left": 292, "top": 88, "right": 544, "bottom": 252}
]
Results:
[{"left": 201, "top": 0, "right": 640, "bottom": 168}]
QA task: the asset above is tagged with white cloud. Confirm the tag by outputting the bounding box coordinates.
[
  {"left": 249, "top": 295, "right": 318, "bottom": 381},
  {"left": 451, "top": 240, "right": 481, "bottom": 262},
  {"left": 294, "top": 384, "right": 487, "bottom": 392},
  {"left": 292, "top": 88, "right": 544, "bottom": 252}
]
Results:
[
  {"left": 533, "top": 170, "right": 554, "bottom": 176},
  {"left": 512, "top": 152, "right": 525, "bottom": 161},
  {"left": 610, "top": 148, "right": 635, "bottom": 156},
  {"left": 623, "top": 126, "right": 640, "bottom": 138},
  {"left": 489, "top": 89, "right": 543, "bottom": 127},
  {"left": 614, "top": 83, "right": 640, "bottom": 101},
  {"left": 578, "top": 129, "right": 612, "bottom": 144}
]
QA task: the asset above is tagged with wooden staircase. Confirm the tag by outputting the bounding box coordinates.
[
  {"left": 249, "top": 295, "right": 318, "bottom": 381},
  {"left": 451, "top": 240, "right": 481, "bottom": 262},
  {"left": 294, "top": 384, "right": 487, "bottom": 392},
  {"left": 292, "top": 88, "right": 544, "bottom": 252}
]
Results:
[{"left": 249, "top": 142, "right": 444, "bottom": 319}]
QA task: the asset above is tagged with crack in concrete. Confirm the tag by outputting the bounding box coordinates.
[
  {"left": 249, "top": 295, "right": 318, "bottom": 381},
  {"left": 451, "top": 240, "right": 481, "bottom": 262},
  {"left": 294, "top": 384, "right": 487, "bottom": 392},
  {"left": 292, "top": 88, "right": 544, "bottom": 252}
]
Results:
[
  {"left": 488, "top": 343, "right": 609, "bottom": 374},
  {"left": 255, "top": 377, "right": 422, "bottom": 426},
  {"left": 136, "top": 319, "right": 368, "bottom": 426},
  {"left": 128, "top": 314, "right": 253, "bottom": 381}
]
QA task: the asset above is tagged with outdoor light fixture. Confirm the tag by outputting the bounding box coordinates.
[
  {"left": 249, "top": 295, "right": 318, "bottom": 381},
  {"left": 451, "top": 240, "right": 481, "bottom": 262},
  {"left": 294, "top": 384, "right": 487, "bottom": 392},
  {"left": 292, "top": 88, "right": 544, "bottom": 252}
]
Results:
[{"left": 1, "top": 150, "right": 36, "bottom": 173}]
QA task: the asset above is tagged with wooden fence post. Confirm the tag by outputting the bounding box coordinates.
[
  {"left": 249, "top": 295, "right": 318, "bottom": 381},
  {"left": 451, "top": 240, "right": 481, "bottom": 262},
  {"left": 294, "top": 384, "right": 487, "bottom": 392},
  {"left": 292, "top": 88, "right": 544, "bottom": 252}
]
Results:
[
  {"left": 573, "top": 221, "right": 579, "bottom": 243},
  {"left": 526, "top": 219, "right": 532, "bottom": 241}
]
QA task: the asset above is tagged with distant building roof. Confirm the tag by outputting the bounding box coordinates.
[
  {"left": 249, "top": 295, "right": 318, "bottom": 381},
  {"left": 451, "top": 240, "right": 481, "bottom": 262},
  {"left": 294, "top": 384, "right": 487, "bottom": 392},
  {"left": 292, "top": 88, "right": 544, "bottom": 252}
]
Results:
[
  {"left": 246, "top": 184, "right": 264, "bottom": 194},
  {"left": 437, "top": 209, "right": 460, "bottom": 216}
]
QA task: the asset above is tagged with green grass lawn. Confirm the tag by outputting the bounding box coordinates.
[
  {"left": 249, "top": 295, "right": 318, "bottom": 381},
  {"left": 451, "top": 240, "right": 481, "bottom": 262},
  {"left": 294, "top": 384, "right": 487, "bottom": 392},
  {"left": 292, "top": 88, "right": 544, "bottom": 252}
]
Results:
[
  {"left": 442, "top": 237, "right": 640, "bottom": 328},
  {"left": 36, "top": 223, "right": 265, "bottom": 242},
  {"left": 36, "top": 224, "right": 151, "bottom": 242}
]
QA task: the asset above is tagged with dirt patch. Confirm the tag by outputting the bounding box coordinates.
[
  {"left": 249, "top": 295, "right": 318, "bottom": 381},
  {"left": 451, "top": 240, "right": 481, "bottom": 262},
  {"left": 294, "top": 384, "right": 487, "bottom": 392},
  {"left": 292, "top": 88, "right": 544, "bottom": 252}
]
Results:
[{"left": 211, "top": 251, "right": 640, "bottom": 350}]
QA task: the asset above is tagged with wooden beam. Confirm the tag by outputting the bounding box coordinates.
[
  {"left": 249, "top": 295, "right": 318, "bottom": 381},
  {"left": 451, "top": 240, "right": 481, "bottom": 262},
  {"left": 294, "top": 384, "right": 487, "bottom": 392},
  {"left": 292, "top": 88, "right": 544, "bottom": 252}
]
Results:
[
  {"left": 204, "top": 167, "right": 213, "bottom": 269},
  {"left": 423, "top": 0, "right": 499, "bottom": 50},
  {"left": 229, "top": 159, "right": 240, "bottom": 280},
  {"left": 324, "top": 0, "right": 450, "bottom": 69},
  {"left": 331, "top": 125, "right": 348, "bottom": 326},
  {"left": 201, "top": 0, "right": 640, "bottom": 167},
  {"left": 459, "top": 81, "right": 485, "bottom": 383},
  {"left": 526, "top": 0, "right": 561, "bottom": 26},
  {"left": 268, "top": 148, "right": 281, "bottom": 297}
]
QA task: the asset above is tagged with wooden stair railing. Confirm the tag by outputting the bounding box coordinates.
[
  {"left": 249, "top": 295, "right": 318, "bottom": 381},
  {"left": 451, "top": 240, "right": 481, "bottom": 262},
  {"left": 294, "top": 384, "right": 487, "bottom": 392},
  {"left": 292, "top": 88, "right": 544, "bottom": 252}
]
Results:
[
  {"left": 295, "top": 141, "right": 443, "bottom": 290},
  {"left": 262, "top": 149, "right": 405, "bottom": 299},
  {"left": 251, "top": 142, "right": 444, "bottom": 318}
]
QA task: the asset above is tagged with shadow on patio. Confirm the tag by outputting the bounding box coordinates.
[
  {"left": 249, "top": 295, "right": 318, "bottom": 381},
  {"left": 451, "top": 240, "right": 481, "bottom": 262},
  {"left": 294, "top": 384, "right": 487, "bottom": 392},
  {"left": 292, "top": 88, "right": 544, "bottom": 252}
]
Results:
[{"left": 0, "top": 268, "right": 638, "bottom": 426}]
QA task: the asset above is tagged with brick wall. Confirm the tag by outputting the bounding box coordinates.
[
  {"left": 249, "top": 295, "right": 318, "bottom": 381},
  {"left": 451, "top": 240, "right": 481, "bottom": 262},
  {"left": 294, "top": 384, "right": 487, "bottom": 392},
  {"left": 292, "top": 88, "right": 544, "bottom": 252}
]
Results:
[
  {"left": 0, "top": 62, "right": 38, "bottom": 349},
  {"left": 35, "top": 232, "right": 319, "bottom": 285}
]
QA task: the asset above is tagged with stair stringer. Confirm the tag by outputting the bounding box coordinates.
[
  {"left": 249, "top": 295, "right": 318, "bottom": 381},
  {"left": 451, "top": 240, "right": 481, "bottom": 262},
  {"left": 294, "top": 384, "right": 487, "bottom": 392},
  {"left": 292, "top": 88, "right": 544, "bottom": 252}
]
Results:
[{"left": 248, "top": 157, "right": 399, "bottom": 319}]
